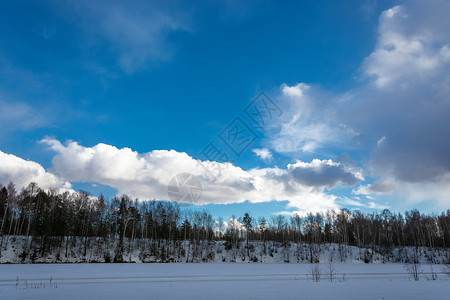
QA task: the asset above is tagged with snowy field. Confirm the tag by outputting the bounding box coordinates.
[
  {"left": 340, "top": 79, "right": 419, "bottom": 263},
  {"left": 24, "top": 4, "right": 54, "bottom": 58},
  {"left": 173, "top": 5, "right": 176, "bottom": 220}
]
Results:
[{"left": 0, "top": 263, "right": 449, "bottom": 299}]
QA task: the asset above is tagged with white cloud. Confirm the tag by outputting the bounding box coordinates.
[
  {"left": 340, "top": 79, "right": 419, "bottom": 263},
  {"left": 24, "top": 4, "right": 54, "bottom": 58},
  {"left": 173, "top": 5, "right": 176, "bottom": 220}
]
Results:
[
  {"left": 0, "top": 98, "right": 50, "bottom": 137},
  {"left": 353, "top": 175, "right": 450, "bottom": 210},
  {"left": 353, "top": 178, "right": 397, "bottom": 196},
  {"left": 339, "top": 197, "right": 365, "bottom": 207},
  {"left": 58, "top": 0, "right": 191, "bottom": 73},
  {"left": 252, "top": 148, "right": 273, "bottom": 161},
  {"left": 337, "top": 196, "right": 388, "bottom": 210},
  {"left": 377, "top": 136, "right": 386, "bottom": 145},
  {"left": 393, "top": 174, "right": 450, "bottom": 208},
  {"left": 228, "top": 217, "right": 246, "bottom": 231},
  {"left": 0, "top": 150, "right": 71, "bottom": 191},
  {"left": 270, "top": 83, "right": 345, "bottom": 155},
  {"left": 36, "top": 138, "right": 364, "bottom": 213},
  {"left": 281, "top": 83, "right": 310, "bottom": 98},
  {"left": 362, "top": 2, "right": 450, "bottom": 88}
]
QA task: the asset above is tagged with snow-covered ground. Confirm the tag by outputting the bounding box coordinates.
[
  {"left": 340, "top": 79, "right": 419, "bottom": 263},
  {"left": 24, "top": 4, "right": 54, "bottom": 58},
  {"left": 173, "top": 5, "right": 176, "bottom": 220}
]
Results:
[{"left": 0, "top": 263, "right": 449, "bottom": 299}]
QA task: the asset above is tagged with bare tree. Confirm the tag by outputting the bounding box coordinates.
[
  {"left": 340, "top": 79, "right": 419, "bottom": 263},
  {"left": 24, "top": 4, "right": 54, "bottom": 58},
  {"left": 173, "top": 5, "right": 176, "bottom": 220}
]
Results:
[
  {"left": 426, "top": 265, "right": 438, "bottom": 281},
  {"left": 404, "top": 250, "right": 422, "bottom": 281},
  {"left": 327, "top": 261, "right": 337, "bottom": 282},
  {"left": 309, "top": 263, "right": 321, "bottom": 282}
]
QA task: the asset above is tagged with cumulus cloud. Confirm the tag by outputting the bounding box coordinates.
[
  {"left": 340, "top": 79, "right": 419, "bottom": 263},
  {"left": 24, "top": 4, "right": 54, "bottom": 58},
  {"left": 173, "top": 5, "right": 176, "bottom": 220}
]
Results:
[
  {"left": 362, "top": 3, "right": 450, "bottom": 87},
  {"left": 37, "top": 138, "right": 361, "bottom": 213},
  {"left": 252, "top": 148, "right": 273, "bottom": 161},
  {"left": 0, "top": 150, "right": 70, "bottom": 191},
  {"left": 267, "top": 0, "right": 450, "bottom": 208},
  {"left": 227, "top": 217, "right": 246, "bottom": 231}
]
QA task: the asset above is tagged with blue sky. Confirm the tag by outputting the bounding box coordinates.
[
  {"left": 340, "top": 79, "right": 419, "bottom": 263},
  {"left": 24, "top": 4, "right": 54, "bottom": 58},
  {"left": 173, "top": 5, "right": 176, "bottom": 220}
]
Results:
[{"left": 1, "top": 0, "right": 449, "bottom": 221}]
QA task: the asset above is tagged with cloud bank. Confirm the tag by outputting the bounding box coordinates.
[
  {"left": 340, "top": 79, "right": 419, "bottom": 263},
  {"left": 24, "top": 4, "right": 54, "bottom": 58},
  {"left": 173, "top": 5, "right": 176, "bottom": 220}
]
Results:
[{"left": 15, "top": 137, "right": 362, "bottom": 213}]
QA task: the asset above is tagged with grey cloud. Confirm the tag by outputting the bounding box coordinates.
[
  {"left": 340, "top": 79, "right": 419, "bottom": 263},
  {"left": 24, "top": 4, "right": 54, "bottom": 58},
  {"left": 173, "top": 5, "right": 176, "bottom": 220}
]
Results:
[
  {"left": 288, "top": 160, "right": 362, "bottom": 189},
  {"left": 334, "top": 153, "right": 359, "bottom": 167},
  {"left": 370, "top": 180, "right": 397, "bottom": 194}
]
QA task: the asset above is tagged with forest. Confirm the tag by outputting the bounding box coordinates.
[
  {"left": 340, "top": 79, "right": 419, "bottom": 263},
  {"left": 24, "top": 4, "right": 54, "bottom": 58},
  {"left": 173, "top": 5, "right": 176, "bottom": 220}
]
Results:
[{"left": 0, "top": 181, "right": 449, "bottom": 264}]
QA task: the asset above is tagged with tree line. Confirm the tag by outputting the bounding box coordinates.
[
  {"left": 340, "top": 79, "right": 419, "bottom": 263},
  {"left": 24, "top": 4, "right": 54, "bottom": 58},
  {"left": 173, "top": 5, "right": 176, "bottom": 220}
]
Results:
[{"left": 0, "top": 181, "right": 448, "bottom": 263}]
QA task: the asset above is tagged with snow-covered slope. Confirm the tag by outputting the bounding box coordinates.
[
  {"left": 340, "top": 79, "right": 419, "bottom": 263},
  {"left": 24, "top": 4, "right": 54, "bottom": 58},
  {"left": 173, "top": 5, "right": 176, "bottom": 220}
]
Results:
[{"left": 1, "top": 236, "right": 448, "bottom": 264}]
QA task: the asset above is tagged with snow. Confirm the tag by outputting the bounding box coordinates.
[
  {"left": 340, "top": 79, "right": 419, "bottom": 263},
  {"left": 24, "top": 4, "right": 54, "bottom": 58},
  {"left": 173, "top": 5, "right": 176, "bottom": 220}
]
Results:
[{"left": 0, "top": 263, "right": 449, "bottom": 299}]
